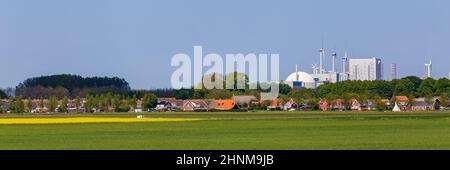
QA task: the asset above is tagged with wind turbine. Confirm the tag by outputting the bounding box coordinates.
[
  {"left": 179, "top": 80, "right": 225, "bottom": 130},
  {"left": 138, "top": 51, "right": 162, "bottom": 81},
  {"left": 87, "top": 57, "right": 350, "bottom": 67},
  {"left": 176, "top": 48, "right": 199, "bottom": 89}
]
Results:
[
  {"left": 312, "top": 64, "right": 319, "bottom": 74},
  {"left": 425, "top": 58, "right": 432, "bottom": 78}
]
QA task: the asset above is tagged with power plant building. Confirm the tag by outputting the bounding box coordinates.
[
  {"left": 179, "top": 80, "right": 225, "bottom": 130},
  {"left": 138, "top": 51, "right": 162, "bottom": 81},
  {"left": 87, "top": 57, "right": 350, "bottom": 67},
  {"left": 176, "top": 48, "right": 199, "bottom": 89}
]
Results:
[
  {"left": 391, "top": 63, "right": 397, "bottom": 80},
  {"left": 349, "top": 58, "right": 383, "bottom": 81}
]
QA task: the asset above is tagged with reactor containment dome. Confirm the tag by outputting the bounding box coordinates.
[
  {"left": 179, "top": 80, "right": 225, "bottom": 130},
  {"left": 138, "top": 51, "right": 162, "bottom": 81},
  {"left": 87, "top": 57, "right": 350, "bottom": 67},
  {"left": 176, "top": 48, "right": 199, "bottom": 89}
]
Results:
[{"left": 284, "top": 71, "right": 317, "bottom": 89}]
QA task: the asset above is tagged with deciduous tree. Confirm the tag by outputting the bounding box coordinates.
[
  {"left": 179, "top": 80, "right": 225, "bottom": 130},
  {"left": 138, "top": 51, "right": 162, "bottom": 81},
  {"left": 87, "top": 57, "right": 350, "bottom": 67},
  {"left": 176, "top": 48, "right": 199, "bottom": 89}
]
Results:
[{"left": 142, "top": 93, "right": 157, "bottom": 111}]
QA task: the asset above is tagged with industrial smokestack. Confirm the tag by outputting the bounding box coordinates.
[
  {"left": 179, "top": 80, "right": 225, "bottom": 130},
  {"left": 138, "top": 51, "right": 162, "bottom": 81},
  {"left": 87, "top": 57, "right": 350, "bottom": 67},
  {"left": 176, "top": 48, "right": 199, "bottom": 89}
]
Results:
[
  {"left": 342, "top": 52, "right": 348, "bottom": 75},
  {"left": 332, "top": 52, "right": 337, "bottom": 73},
  {"left": 319, "top": 48, "right": 324, "bottom": 74}
]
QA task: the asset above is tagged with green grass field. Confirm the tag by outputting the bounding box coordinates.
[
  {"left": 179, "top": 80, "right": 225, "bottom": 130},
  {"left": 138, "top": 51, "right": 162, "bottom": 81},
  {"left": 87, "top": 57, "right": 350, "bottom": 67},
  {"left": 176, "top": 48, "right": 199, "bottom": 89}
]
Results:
[{"left": 1, "top": 111, "right": 450, "bottom": 150}]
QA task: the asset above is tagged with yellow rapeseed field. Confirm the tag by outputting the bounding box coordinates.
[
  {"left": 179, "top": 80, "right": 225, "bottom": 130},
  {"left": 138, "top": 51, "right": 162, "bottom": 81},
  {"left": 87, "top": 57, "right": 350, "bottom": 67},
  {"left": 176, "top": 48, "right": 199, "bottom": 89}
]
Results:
[{"left": 0, "top": 117, "right": 205, "bottom": 125}]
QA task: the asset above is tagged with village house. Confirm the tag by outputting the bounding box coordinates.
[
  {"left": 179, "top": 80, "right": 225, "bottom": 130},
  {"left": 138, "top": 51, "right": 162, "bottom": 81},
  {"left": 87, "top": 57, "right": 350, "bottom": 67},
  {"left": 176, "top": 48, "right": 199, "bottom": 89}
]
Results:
[
  {"left": 360, "top": 100, "right": 375, "bottom": 111},
  {"left": 393, "top": 96, "right": 409, "bottom": 111},
  {"left": 155, "top": 98, "right": 183, "bottom": 111},
  {"left": 213, "top": 99, "right": 240, "bottom": 110},
  {"left": 350, "top": 99, "right": 375, "bottom": 111},
  {"left": 155, "top": 99, "right": 172, "bottom": 111},
  {"left": 232, "top": 95, "right": 258, "bottom": 108},
  {"left": 67, "top": 99, "right": 77, "bottom": 113},
  {"left": 319, "top": 99, "right": 331, "bottom": 111},
  {"left": 431, "top": 96, "right": 450, "bottom": 110},
  {"left": 381, "top": 99, "right": 391, "bottom": 107},
  {"left": 298, "top": 99, "right": 314, "bottom": 111},
  {"left": 206, "top": 99, "right": 218, "bottom": 110},
  {"left": 33, "top": 99, "right": 50, "bottom": 113},
  {"left": 283, "top": 98, "right": 298, "bottom": 111},
  {"left": 351, "top": 99, "right": 361, "bottom": 111},
  {"left": 66, "top": 98, "right": 87, "bottom": 113},
  {"left": 332, "top": 99, "right": 347, "bottom": 111},
  {"left": 266, "top": 99, "right": 282, "bottom": 110},
  {"left": 411, "top": 98, "right": 434, "bottom": 111},
  {"left": 181, "top": 100, "right": 209, "bottom": 112},
  {"left": 1, "top": 99, "right": 8, "bottom": 112},
  {"left": 133, "top": 100, "right": 143, "bottom": 113}
]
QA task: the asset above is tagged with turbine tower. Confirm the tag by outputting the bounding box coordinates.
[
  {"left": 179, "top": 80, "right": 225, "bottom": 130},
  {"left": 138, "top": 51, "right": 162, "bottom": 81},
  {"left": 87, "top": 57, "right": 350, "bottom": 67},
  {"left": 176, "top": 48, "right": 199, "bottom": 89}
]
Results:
[{"left": 425, "top": 58, "right": 432, "bottom": 78}]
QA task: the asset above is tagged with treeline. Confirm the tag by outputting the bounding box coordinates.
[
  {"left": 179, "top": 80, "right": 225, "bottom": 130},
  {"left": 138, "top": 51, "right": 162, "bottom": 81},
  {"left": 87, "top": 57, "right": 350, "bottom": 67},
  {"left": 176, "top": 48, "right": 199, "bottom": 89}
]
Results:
[
  {"left": 171, "top": 84, "right": 292, "bottom": 100},
  {"left": 6, "top": 74, "right": 450, "bottom": 102},
  {"left": 83, "top": 93, "right": 157, "bottom": 113},
  {"left": 3, "top": 93, "right": 157, "bottom": 114},
  {"left": 168, "top": 76, "right": 450, "bottom": 104},
  {"left": 15, "top": 74, "right": 131, "bottom": 98},
  {"left": 313, "top": 76, "right": 450, "bottom": 100},
  {"left": 11, "top": 72, "right": 294, "bottom": 100}
]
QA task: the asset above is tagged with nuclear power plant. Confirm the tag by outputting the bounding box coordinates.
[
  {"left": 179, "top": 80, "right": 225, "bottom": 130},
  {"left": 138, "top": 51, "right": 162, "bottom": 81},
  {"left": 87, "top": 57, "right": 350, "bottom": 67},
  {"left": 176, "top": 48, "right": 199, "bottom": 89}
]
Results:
[{"left": 283, "top": 44, "right": 446, "bottom": 89}]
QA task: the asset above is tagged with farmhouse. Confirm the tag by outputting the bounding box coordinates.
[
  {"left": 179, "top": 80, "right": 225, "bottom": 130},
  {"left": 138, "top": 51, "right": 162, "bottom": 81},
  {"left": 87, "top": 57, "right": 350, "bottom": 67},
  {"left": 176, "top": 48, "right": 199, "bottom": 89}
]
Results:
[
  {"left": 133, "top": 100, "right": 143, "bottom": 113},
  {"left": 298, "top": 100, "right": 314, "bottom": 111},
  {"left": 33, "top": 99, "right": 50, "bottom": 113},
  {"left": 283, "top": 98, "right": 298, "bottom": 111},
  {"left": 156, "top": 98, "right": 183, "bottom": 111},
  {"left": 182, "top": 100, "right": 209, "bottom": 112},
  {"left": 332, "top": 99, "right": 347, "bottom": 111},
  {"left": 266, "top": 99, "right": 282, "bottom": 110},
  {"left": 213, "top": 100, "right": 240, "bottom": 110},
  {"left": 360, "top": 100, "right": 375, "bottom": 111},
  {"left": 393, "top": 96, "right": 409, "bottom": 111},
  {"left": 66, "top": 99, "right": 86, "bottom": 113},
  {"left": 232, "top": 95, "right": 258, "bottom": 108},
  {"left": 411, "top": 98, "right": 434, "bottom": 111},
  {"left": 351, "top": 99, "right": 361, "bottom": 111},
  {"left": 1, "top": 100, "right": 7, "bottom": 112},
  {"left": 381, "top": 99, "right": 391, "bottom": 107},
  {"left": 319, "top": 99, "right": 331, "bottom": 111}
]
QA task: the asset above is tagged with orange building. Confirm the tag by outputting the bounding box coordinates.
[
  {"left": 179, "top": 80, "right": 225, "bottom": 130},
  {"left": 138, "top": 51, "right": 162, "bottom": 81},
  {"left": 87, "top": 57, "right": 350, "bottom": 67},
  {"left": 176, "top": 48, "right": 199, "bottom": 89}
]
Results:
[{"left": 214, "top": 100, "right": 240, "bottom": 110}]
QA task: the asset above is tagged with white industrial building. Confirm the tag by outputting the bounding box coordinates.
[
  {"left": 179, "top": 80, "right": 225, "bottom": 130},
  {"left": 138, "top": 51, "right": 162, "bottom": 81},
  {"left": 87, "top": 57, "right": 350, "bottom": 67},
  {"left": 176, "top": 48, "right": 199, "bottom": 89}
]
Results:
[
  {"left": 311, "top": 73, "right": 339, "bottom": 86},
  {"left": 349, "top": 58, "right": 383, "bottom": 81},
  {"left": 284, "top": 71, "right": 317, "bottom": 89}
]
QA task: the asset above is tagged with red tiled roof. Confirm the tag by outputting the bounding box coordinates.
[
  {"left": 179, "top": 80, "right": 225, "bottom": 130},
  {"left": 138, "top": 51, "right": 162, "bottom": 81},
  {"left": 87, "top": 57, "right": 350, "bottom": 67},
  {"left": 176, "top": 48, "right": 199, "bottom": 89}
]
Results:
[
  {"left": 215, "top": 100, "right": 237, "bottom": 110},
  {"left": 395, "top": 96, "right": 409, "bottom": 101},
  {"left": 271, "top": 99, "right": 279, "bottom": 107}
]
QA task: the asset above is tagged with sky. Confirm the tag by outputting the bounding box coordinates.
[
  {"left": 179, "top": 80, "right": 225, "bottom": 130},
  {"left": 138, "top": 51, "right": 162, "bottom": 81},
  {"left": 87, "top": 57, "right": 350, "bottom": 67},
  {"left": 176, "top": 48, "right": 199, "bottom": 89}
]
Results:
[{"left": 1, "top": 0, "right": 450, "bottom": 89}]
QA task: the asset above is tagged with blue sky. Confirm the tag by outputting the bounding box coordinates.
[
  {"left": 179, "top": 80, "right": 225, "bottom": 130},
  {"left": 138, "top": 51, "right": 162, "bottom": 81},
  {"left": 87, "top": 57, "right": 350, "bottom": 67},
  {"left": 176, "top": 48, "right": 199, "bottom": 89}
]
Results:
[{"left": 1, "top": 0, "right": 450, "bottom": 89}]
